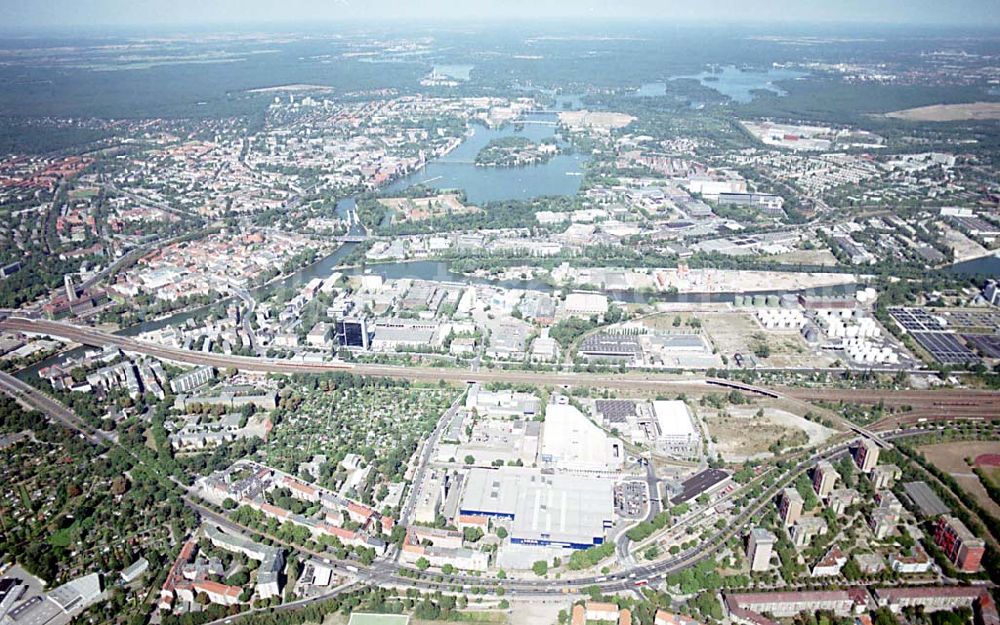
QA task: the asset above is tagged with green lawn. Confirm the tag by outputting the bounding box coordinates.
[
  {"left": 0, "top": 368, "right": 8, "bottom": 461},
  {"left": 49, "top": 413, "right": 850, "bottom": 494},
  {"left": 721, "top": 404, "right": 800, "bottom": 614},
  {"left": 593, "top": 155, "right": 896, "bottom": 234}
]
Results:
[
  {"left": 18, "top": 484, "right": 31, "bottom": 510},
  {"left": 50, "top": 527, "right": 73, "bottom": 548},
  {"left": 348, "top": 614, "right": 410, "bottom": 625}
]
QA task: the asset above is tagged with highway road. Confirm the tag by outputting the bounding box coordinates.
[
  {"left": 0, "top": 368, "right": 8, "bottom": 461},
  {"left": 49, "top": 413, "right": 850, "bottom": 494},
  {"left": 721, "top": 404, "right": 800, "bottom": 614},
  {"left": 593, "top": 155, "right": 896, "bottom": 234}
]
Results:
[{"left": 5, "top": 316, "right": 1000, "bottom": 416}]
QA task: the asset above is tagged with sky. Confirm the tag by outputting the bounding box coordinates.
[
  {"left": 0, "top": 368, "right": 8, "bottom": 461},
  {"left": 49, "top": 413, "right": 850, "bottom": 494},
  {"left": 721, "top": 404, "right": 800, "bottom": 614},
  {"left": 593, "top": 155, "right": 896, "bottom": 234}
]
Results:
[{"left": 1, "top": 0, "right": 999, "bottom": 29}]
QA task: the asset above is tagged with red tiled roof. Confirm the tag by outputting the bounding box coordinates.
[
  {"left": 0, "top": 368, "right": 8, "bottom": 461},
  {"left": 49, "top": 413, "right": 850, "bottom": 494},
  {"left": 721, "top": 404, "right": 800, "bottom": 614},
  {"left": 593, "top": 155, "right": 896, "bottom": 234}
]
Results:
[{"left": 193, "top": 580, "right": 242, "bottom": 598}]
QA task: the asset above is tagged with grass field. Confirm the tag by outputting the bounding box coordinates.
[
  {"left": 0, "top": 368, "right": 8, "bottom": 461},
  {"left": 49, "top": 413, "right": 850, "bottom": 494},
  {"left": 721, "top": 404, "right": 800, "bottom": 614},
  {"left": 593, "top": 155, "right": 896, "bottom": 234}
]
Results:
[
  {"left": 347, "top": 614, "right": 411, "bottom": 625},
  {"left": 980, "top": 466, "right": 1000, "bottom": 489},
  {"left": 920, "top": 441, "right": 1000, "bottom": 519},
  {"left": 18, "top": 484, "right": 31, "bottom": 509},
  {"left": 49, "top": 526, "right": 74, "bottom": 548},
  {"left": 884, "top": 101, "right": 1000, "bottom": 122}
]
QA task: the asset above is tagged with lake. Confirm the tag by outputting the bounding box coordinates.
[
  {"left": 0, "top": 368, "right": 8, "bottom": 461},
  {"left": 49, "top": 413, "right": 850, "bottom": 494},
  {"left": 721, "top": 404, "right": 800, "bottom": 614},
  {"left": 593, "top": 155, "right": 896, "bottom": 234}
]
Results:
[
  {"left": 638, "top": 65, "right": 809, "bottom": 103},
  {"left": 432, "top": 64, "right": 473, "bottom": 80},
  {"left": 382, "top": 112, "right": 588, "bottom": 204}
]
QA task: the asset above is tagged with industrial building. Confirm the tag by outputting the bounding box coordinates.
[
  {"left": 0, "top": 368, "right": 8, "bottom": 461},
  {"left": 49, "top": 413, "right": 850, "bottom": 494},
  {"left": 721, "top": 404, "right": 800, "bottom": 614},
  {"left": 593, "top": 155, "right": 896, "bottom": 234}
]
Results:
[
  {"left": 578, "top": 332, "right": 642, "bottom": 362},
  {"left": 563, "top": 292, "right": 609, "bottom": 318},
  {"left": 540, "top": 401, "right": 623, "bottom": 472},
  {"left": 458, "top": 467, "right": 614, "bottom": 549},
  {"left": 651, "top": 400, "right": 700, "bottom": 455},
  {"left": 370, "top": 318, "right": 440, "bottom": 352},
  {"left": 465, "top": 385, "right": 540, "bottom": 418},
  {"left": 671, "top": 468, "right": 731, "bottom": 505}
]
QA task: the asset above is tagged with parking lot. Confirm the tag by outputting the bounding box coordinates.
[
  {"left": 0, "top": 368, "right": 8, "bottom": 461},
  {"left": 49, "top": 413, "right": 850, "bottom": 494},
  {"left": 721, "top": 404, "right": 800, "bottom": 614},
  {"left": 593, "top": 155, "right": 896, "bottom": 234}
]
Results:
[{"left": 615, "top": 480, "right": 648, "bottom": 518}]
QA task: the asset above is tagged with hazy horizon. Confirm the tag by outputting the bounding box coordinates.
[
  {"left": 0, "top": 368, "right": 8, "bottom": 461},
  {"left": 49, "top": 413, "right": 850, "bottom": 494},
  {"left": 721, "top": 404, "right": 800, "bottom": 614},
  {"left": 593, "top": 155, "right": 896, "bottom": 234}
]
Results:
[{"left": 2, "top": 0, "right": 1000, "bottom": 30}]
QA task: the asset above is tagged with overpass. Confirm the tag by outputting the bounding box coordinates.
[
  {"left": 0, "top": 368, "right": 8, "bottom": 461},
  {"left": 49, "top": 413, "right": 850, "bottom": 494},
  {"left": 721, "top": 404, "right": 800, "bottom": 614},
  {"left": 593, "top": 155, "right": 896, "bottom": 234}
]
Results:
[{"left": 704, "top": 378, "right": 781, "bottom": 399}]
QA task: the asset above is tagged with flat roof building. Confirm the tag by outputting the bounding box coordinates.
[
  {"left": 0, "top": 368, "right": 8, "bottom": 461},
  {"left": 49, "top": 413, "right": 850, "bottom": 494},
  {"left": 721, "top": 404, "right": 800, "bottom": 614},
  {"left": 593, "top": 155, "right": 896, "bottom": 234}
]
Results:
[
  {"left": 170, "top": 366, "right": 215, "bottom": 394},
  {"left": 813, "top": 461, "right": 839, "bottom": 498},
  {"left": 120, "top": 558, "right": 149, "bottom": 584},
  {"left": 854, "top": 438, "right": 879, "bottom": 473},
  {"left": 49, "top": 572, "right": 103, "bottom": 615},
  {"left": 459, "top": 467, "right": 614, "bottom": 549},
  {"left": 747, "top": 527, "right": 776, "bottom": 572},
  {"left": 779, "top": 487, "right": 803, "bottom": 526},
  {"left": 934, "top": 515, "right": 985, "bottom": 573},
  {"left": 564, "top": 292, "right": 609, "bottom": 317},
  {"left": 902, "top": 481, "right": 950, "bottom": 517},
  {"left": 871, "top": 464, "right": 900, "bottom": 490},
  {"left": 651, "top": 400, "right": 700, "bottom": 455},
  {"left": 540, "top": 402, "right": 623, "bottom": 472},
  {"left": 672, "top": 468, "right": 731, "bottom": 505}
]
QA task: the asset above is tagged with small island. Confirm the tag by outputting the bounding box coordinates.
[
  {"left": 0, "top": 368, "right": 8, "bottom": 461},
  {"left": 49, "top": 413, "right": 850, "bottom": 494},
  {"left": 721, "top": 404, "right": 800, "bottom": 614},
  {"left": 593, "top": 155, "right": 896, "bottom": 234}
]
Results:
[{"left": 474, "top": 135, "right": 559, "bottom": 167}]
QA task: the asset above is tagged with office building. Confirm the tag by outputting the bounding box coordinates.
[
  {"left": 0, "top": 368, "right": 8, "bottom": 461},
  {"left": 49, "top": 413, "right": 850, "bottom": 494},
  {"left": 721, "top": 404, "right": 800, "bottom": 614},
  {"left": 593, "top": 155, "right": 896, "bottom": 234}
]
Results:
[{"left": 335, "top": 316, "right": 371, "bottom": 349}]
